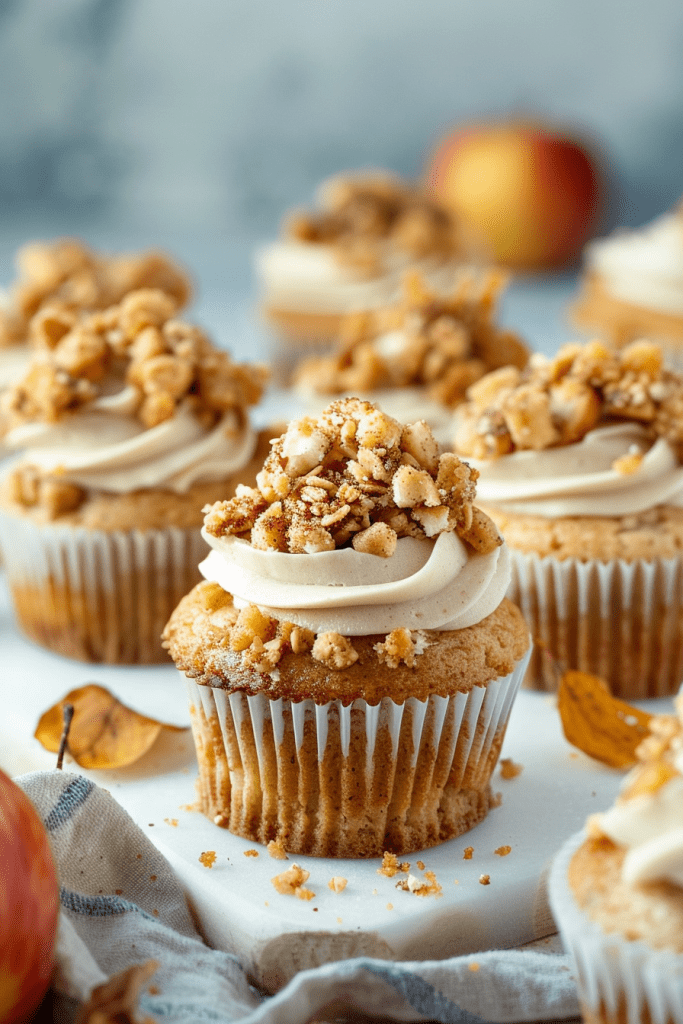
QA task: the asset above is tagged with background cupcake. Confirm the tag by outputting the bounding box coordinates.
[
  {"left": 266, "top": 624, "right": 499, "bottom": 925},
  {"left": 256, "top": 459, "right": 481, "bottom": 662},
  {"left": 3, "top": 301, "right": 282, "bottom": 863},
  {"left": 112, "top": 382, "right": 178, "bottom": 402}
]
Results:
[
  {"left": 572, "top": 200, "right": 683, "bottom": 367},
  {"left": 293, "top": 270, "right": 528, "bottom": 447},
  {"left": 164, "top": 398, "right": 530, "bottom": 858},
  {"left": 255, "top": 169, "right": 482, "bottom": 372},
  {"left": 549, "top": 692, "right": 683, "bottom": 1024},
  {"left": 454, "top": 338, "right": 683, "bottom": 697},
  {"left": 0, "top": 287, "right": 268, "bottom": 664}
]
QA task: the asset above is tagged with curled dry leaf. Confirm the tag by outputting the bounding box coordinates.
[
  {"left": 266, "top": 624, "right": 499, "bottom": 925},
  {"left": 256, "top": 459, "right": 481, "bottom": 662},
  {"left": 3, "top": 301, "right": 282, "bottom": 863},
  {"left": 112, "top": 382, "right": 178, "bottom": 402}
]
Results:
[
  {"left": 35, "top": 684, "right": 187, "bottom": 770},
  {"left": 558, "top": 669, "right": 653, "bottom": 770}
]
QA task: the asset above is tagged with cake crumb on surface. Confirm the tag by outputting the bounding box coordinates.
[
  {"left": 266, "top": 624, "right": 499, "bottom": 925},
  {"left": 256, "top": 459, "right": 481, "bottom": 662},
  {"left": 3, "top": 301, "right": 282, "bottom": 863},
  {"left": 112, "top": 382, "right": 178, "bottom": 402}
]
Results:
[
  {"left": 416, "top": 859, "right": 426, "bottom": 870},
  {"left": 164, "top": 818, "right": 179, "bottom": 827},
  {"left": 468, "top": 963, "right": 480, "bottom": 973},
  {"left": 328, "top": 876, "right": 348, "bottom": 893},
  {"left": 396, "top": 871, "right": 442, "bottom": 897},
  {"left": 378, "top": 851, "right": 410, "bottom": 877},
  {"left": 198, "top": 851, "right": 216, "bottom": 869},
  {"left": 479, "top": 874, "right": 491, "bottom": 885},
  {"left": 463, "top": 847, "right": 474, "bottom": 860},
  {"left": 244, "top": 849, "right": 259, "bottom": 858},
  {"left": 267, "top": 837, "right": 288, "bottom": 860},
  {"left": 272, "top": 863, "right": 315, "bottom": 900},
  {"left": 499, "top": 757, "right": 524, "bottom": 779},
  {"left": 491, "top": 792, "right": 503, "bottom": 808},
  {"left": 386, "top": 903, "right": 394, "bottom": 911},
  {"left": 494, "top": 846, "right": 512, "bottom": 857}
]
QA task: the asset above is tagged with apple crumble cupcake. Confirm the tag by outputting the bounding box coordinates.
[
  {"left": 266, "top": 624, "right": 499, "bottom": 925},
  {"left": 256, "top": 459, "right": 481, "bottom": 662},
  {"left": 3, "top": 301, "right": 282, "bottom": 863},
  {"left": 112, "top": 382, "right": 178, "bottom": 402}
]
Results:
[
  {"left": 572, "top": 201, "right": 683, "bottom": 367},
  {"left": 549, "top": 693, "right": 683, "bottom": 1024},
  {"left": 293, "top": 270, "right": 528, "bottom": 446},
  {"left": 255, "top": 169, "right": 481, "bottom": 373},
  {"left": 0, "top": 287, "right": 268, "bottom": 663},
  {"left": 163, "top": 398, "right": 530, "bottom": 857},
  {"left": 454, "top": 338, "right": 683, "bottom": 697}
]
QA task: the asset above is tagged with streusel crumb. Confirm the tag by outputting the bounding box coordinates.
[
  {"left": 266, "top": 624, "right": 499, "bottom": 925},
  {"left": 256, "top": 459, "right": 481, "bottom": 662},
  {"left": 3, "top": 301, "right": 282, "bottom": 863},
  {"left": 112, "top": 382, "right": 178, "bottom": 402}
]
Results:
[
  {"left": 271, "top": 864, "right": 315, "bottom": 899},
  {"left": 454, "top": 338, "right": 683, "bottom": 460},
  {"left": 294, "top": 271, "right": 528, "bottom": 407},
  {"left": 377, "top": 852, "right": 411, "bottom": 877}
]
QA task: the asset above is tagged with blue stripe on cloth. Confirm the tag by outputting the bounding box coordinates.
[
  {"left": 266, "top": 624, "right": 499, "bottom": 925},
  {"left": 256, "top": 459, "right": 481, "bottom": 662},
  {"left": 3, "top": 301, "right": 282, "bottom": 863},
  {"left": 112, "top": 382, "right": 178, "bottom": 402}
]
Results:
[
  {"left": 354, "top": 962, "right": 489, "bottom": 1024},
  {"left": 139, "top": 998, "right": 227, "bottom": 1021},
  {"left": 60, "top": 887, "right": 157, "bottom": 922},
  {"left": 44, "top": 776, "right": 95, "bottom": 832}
]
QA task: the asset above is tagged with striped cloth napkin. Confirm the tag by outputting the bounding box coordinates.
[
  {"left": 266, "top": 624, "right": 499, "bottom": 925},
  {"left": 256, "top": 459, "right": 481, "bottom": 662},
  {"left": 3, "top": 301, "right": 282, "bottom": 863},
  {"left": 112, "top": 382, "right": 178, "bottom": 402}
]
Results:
[{"left": 17, "top": 771, "right": 580, "bottom": 1024}]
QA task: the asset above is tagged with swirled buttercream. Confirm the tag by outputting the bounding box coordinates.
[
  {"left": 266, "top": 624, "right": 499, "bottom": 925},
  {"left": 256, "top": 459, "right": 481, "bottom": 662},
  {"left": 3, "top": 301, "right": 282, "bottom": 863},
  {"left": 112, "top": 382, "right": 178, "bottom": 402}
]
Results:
[
  {"left": 4, "top": 388, "right": 257, "bottom": 494},
  {"left": 198, "top": 529, "right": 511, "bottom": 636},
  {"left": 467, "top": 423, "right": 683, "bottom": 517},
  {"left": 257, "top": 240, "right": 464, "bottom": 315},
  {"left": 586, "top": 210, "right": 683, "bottom": 315}
]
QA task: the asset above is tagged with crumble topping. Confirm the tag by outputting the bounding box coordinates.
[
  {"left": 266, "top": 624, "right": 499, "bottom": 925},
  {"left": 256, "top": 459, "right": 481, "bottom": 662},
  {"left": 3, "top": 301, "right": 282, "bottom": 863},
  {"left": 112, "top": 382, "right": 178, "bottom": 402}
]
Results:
[
  {"left": 377, "top": 852, "right": 411, "bottom": 877},
  {"left": 271, "top": 863, "right": 315, "bottom": 899},
  {"left": 0, "top": 237, "right": 191, "bottom": 349},
  {"left": 284, "top": 171, "right": 463, "bottom": 271},
  {"left": 294, "top": 271, "right": 528, "bottom": 407},
  {"left": 198, "top": 851, "right": 216, "bottom": 868},
  {"left": 204, "top": 397, "right": 501, "bottom": 556},
  {"left": 454, "top": 339, "right": 683, "bottom": 460}
]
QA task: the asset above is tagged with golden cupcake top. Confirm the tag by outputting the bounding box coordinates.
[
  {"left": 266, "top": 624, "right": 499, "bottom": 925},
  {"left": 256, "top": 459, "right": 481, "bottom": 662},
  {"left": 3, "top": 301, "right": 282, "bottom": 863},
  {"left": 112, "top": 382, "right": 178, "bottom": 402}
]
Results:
[
  {"left": 284, "top": 171, "right": 464, "bottom": 270},
  {"left": 204, "top": 397, "right": 502, "bottom": 558},
  {"left": 0, "top": 237, "right": 191, "bottom": 349},
  {"left": 454, "top": 338, "right": 683, "bottom": 461},
  {"left": 293, "top": 271, "right": 528, "bottom": 406}
]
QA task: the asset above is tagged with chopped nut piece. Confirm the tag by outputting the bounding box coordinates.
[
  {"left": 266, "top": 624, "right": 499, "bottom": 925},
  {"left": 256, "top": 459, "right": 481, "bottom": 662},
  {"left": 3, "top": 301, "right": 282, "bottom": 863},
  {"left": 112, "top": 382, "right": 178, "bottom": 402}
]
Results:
[
  {"left": 463, "top": 847, "right": 474, "bottom": 860},
  {"left": 328, "top": 877, "right": 348, "bottom": 893},
  {"left": 352, "top": 521, "right": 397, "bottom": 557},
  {"left": 374, "top": 628, "right": 419, "bottom": 669},
  {"left": 479, "top": 874, "right": 491, "bottom": 885},
  {"left": 311, "top": 632, "right": 359, "bottom": 670}
]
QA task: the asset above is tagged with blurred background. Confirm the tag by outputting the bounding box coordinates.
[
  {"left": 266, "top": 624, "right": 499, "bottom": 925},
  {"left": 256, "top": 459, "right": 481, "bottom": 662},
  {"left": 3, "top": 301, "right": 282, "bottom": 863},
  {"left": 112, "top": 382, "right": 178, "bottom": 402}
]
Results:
[{"left": 1, "top": 0, "right": 682, "bottom": 355}]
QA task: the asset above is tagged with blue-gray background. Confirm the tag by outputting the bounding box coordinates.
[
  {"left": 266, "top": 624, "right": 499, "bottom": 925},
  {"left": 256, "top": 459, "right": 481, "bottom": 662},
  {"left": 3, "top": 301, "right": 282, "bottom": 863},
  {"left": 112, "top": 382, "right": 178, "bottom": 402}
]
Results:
[{"left": 1, "top": 0, "right": 682, "bottom": 358}]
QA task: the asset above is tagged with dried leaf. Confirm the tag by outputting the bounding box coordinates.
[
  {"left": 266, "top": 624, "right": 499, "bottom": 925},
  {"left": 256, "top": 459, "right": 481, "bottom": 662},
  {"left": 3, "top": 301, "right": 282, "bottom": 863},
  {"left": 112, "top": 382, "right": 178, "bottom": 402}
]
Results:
[
  {"left": 75, "top": 959, "right": 158, "bottom": 1024},
  {"left": 35, "top": 684, "right": 187, "bottom": 769},
  {"left": 558, "top": 669, "right": 653, "bottom": 770}
]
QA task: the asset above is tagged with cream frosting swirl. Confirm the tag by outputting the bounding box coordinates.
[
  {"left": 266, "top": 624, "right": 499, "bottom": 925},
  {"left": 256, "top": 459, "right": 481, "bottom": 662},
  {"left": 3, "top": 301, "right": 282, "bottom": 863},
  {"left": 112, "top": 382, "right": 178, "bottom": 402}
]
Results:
[
  {"left": 4, "top": 387, "right": 257, "bottom": 494},
  {"left": 586, "top": 210, "right": 683, "bottom": 315},
  {"left": 256, "top": 240, "right": 464, "bottom": 315},
  {"left": 466, "top": 423, "right": 683, "bottom": 517},
  {"left": 198, "top": 529, "right": 511, "bottom": 635}
]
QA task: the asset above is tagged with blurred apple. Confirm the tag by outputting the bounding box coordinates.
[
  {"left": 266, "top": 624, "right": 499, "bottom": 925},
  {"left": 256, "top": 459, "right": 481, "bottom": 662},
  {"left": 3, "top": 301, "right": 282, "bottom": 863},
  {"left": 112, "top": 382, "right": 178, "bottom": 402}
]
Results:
[
  {"left": 0, "top": 768, "right": 59, "bottom": 1024},
  {"left": 425, "top": 121, "right": 601, "bottom": 270}
]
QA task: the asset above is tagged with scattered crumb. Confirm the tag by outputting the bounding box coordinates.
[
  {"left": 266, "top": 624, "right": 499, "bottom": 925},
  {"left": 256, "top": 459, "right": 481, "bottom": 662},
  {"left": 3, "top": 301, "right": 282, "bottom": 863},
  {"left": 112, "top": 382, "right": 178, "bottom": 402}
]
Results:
[
  {"left": 244, "top": 849, "right": 259, "bottom": 858},
  {"left": 396, "top": 871, "right": 442, "bottom": 897},
  {"left": 479, "top": 874, "right": 491, "bottom": 886},
  {"left": 199, "top": 851, "right": 217, "bottom": 869},
  {"left": 148, "top": 823, "right": 154, "bottom": 827},
  {"left": 416, "top": 860, "right": 426, "bottom": 871},
  {"left": 337, "top": 917, "right": 343, "bottom": 924},
  {"left": 453, "top": 879, "right": 459, "bottom": 885},
  {"left": 378, "top": 851, "right": 410, "bottom": 877},
  {"left": 136, "top": 854, "right": 142, "bottom": 860},
  {"left": 264, "top": 901, "right": 269, "bottom": 907},
  {"left": 180, "top": 803, "right": 199, "bottom": 812},
  {"left": 148, "top": 986, "right": 160, "bottom": 995},
  {"left": 115, "top": 889, "right": 123, "bottom": 895},
  {"left": 372, "top": 888, "right": 378, "bottom": 895},
  {"left": 267, "top": 837, "right": 288, "bottom": 860},
  {"left": 386, "top": 903, "right": 394, "bottom": 911},
  {"left": 499, "top": 757, "right": 523, "bottom": 779},
  {"left": 463, "top": 847, "right": 474, "bottom": 860},
  {"left": 271, "top": 863, "right": 315, "bottom": 900},
  {"left": 313, "top": 907, "right": 318, "bottom": 912},
  {"left": 152, "top": 909, "right": 159, "bottom": 917},
  {"left": 149, "top": 875, "right": 157, "bottom": 882},
  {"left": 328, "top": 877, "right": 348, "bottom": 893},
  {"left": 491, "top": 792, "right": 503, "bottom": 808},
  {"left": 468, "top": 963, "right": 480, "bottom": 973},
  {"left": 570, "top": 752, "right": 579, "bottom": 760},
  {"left": 494, "top": 846, "right": 512, "bottom": 857},
  {"left": 164, "top": 818, "right": 179, "bottom": 827}
]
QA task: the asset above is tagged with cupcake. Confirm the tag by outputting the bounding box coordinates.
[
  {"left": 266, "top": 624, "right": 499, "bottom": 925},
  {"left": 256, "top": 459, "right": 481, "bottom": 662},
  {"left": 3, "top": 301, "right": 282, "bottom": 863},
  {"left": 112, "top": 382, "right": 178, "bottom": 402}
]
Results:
[
  {"left": 453, "top": 338, "right": 683, "bottom": 698},
  {"left": 293, "top": 270, "right": 528, "bottom": 447},
  {"left": 0, "top": 287, "right": 269, "bottom": 664},
  {"left": 255, "top": 169, "right": 482, "bottom": 373},
  {"left": 572, "top": 201, "right": 683, "bottom": 366},
  {"left": 0, "top": 237, "right": 191, "bottom": 411},
  {"left": 549, "top": 693, "right": 683, "bottom": 1024},
  {"left": 163, "top": 398, "right": 530, "bottom": 857}
]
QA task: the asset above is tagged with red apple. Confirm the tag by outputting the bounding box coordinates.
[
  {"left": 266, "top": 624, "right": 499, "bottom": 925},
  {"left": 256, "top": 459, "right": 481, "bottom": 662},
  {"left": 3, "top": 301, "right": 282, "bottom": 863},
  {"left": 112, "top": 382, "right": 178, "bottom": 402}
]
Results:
[
  {"left": 0, "top": 769, "right": 59, "bottom": 1024},
  {"left": 425, "top": 121, "right": 601, "bottom": 270}
]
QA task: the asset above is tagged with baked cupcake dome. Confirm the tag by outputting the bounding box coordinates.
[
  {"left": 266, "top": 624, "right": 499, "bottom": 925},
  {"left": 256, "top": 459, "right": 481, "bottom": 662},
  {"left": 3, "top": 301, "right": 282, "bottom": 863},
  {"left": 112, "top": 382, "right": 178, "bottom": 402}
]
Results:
[
  {"left": 454, "top": 338, "right": 683, "bottom": 697},
  {"left": 164, "top": 398, "right": 530, "bottom": 857},
  {"left": 0, "top": 286, "right": 269, "bottom": 663}
]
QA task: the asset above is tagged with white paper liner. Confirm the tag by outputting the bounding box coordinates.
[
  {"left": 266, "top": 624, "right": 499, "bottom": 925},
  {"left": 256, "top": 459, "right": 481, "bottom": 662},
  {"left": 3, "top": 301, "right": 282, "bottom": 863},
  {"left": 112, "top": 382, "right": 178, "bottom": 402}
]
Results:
[
  {"left": 549, "top": 831, "right": 683, "bottom": 1024},
  {"left": 183, "top": 643, "right": 530, "bottom": 855},
  {"left": 508, "top": 549, "right": 683, "bottom": 697},
  {"left": 0, "top": 509, "right": 207, "bottom": 662}
]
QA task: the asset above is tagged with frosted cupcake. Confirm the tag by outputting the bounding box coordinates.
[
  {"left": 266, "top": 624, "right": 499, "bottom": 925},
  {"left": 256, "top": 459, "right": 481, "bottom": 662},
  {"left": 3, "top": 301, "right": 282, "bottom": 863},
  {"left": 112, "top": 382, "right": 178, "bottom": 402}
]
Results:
[
  {"left": 454, "top": 339, "right": 683, "bottom": 697},
  {"left": 0, "top": 288, "right": 268, "bottom": 663},
  {"left": 293, "top": 271, "right": 528, "bottom": 447},
  {"left": 164, "top": 398, "right": 530, "bottom": 857},
  {"left": 572, "top": 201, "right": 683, "bottom": 366},
  {"left": 256, "top": 170, "right": 480, "bottom": 371},
  {"left": 549, "top": 693, "right": 683, "bottom": 1024},
  {"left": 0, "top": 237, "right": 191, "bottom": 411}
]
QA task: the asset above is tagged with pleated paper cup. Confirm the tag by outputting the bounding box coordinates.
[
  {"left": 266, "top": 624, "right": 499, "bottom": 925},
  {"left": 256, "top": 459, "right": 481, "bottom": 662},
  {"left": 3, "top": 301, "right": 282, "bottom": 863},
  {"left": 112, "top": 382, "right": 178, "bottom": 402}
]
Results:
[
  {"left": 0, "top": 510, "right": 207, "bottom": 663},
  {"left": 507, "top": 549, "right": 683, "bottom": 698},
  {"left": 549, "top": 832, "right": 683, "bottom": 1024},
  {"left": 183, "top": 645, "right": 530, "bottom": 858}
]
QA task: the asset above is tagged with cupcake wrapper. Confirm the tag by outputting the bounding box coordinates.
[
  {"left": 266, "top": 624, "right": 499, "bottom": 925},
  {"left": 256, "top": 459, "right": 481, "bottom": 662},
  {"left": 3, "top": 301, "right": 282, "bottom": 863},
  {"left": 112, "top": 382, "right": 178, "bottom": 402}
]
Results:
[
  {"left": 549, "top": 832, "right": 683, "bottom": 1024},
  {"left": 508, "top": 549, "right": 683, "bottom": 697},
  {"left": 0, "top": 510, "right": 207, "bottom": 663},
  {"left": 184, "top": 646, "right": 530, "bottom": 858}
]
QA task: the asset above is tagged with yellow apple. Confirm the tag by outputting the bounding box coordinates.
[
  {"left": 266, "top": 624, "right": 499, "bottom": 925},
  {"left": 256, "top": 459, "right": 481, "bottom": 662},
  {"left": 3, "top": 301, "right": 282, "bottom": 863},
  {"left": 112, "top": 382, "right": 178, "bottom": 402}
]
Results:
[{"left": 425, "top": 121, "right": 601, "bottom": 270}]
